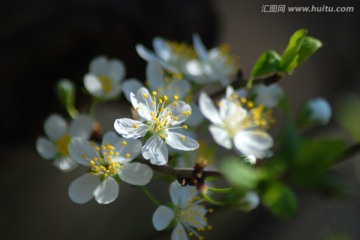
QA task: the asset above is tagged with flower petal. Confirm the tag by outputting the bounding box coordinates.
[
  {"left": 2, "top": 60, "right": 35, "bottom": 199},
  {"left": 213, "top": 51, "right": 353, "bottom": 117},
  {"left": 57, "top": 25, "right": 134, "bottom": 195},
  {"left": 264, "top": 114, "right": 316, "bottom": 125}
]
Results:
[
  {"left": 68, "top": 137, "right": 99, "bottom": 166},
  {"left": 153, "top": 37, "right": 172, "bottom": 61},
  {"left": 234, "top": 130, "right": 273, "bottom": 158},
  {"left": 169, "top": 181, "right": 197, "bottom": 207},
  {"left": 69, "top": 115, "right": 93, "bottom": 138},
  {"left": 131, "top": 88, "right": 156, "bottom": 120},
  {"left": 68, "top": 174, "right": 100, "bottom": 204},
  {"left": 93, "top": 177, "right": 119, "bottom": 204},
  {"left": 44, "top": 114, "right": 67, "bottom": 141},
  {"left": 170, "top": 101, "right": 192, "bottom": 125},
  {"left": 53, "top": 157, "right": 78, "bottom": 172},
  {"left": 171, "top": 224, "right": 188, "bottom": 240},
  {"left": 147, "top": 62, "right": 164, "bottom": 91},
  {"left": 193, "top": 33, "right": 208, "bottom": 61},
  {"left": 114, "top": 118, "right": 149, "bottom": 139},
  {"left": 165, "top": 131, "right": 199, "bottom": 151},
  {"left": 152, "top": 205, "right": 174, "bottom": 231},
  {"left": 122, "top": 79, "right": 144, "bottom": 102},
  {"left": 108, "top": 59, "right": 125, "bottom": 83},
  {"left": 89, "top": 56, "right": 107, "bottom": 75},
  {"left": 253, "top": 84, "right": 284, "bottom": 108},
  {"left": 142, "top": 135, "right": 168, "bottom": 165},
  {"left": 209, "top": 125, "right": 232, "bottom": 149},
  {"left": 36, "top": 137, "right": 56, "bottom": 159},
  {"left": 119, "top": 162, "right": 153, "bottom": 185},
  {"left": 84, "top": 73, "right": 102, "bottom": 97},
  {"left": 199, "top": 92, "right": 223, "bottom": 125}
]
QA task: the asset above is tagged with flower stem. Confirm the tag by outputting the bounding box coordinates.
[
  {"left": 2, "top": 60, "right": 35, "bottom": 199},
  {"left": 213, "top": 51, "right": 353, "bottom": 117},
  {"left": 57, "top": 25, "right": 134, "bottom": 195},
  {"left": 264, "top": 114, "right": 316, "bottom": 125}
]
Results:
[
  {"left": 207, "top": 187, "right": 232, "bottom": 193},
  {"left": 141, "top": 186, "right": 161, "bottom": 206}
]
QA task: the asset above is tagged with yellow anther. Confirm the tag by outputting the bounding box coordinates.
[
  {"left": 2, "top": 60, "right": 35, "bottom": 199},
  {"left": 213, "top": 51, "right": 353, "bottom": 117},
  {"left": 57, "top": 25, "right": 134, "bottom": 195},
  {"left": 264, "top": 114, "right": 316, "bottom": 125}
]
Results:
[
  {"left": 122, "top": 141, "right": 127, "bottom": 146},
  {"left": 82, "top": 154, "right": 87, "bottom": 159},
  {"left": 133, "top": 124, "right": 138, "bottom": 128},
  {"left": 152, "top": 101, "right": 156, "bottom": 106},
  {"left": 104, "top": 173, "right": 108, "bottom": 177},
  {"left": 115, "top": 152, "right": 119, "bottom": 156},
  {"left": 173, "top": 102, "right": 177, "bottom": 107},
  {"left": 102, "top": 146, "right": 106, "bottom": 150},
  {"left": 182, "top": 124, "right": 188, "bottom": 129},
  {"left": 174, "top": 95, "right": 179, "bottom": 101},
  {"left": 143, "top": 93, "right": 148, "bottom": 98},
  {"left": 93, "top": 157, "right": 98, "bottom": 161},
  {"left": 90, "top": 160, "right": 95, "bottom": 167},
  {"left": 247, "top": 101, "right": 254, "bottom": 108},
  {"left": 107, "top": 145, "right": 115, "bottom": 150},
  {"left": 207, "top": 225, "right": 213, "bottom": 230},
  {"left": 181, "top": 136, "right": 185, "bottom": 141},
  {"left": 161, "top": 134, "right": 166, "bottom": 139},
  {"left": 188, "top": 232, "right": 194, "bottom": 237},
  {"left": 125, "top": 153, "right": 131, "bottom": 158},
  {"left": 152, "top": 91, "right": 157, "bottom": 96},
  {"left": 90, "top": 142, "right": 96, "bottom": 147},
  {"left": 163, "top": 95, "right": 168, "bottom": 101},
  {"left": 95, "top": 146, "right": 100, "bottom": 151},
  {"left": 109, "top": 151, "right": 114, "bottom": 155},
  {"left": 158, "top": 99, "right": 163, "bottom": 104}
]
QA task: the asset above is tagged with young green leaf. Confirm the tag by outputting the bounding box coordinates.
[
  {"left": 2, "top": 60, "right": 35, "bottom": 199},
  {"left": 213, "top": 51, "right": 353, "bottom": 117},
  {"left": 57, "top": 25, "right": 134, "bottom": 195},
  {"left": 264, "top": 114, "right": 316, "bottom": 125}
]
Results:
[
  {"left": 297, "top": 36, "right": 323, "bottom": 65},
  {"left": 249, "top": 50, "right": 281, "bottom": 80}
]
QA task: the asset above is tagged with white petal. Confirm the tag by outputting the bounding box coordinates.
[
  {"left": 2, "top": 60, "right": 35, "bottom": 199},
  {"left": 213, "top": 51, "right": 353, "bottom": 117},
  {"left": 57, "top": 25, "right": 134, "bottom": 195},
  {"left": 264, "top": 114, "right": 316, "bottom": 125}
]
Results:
[
  {"left": 142, "top": 135, "right": 168, "bottom": 165},
  {"left": 119, "top": 162, "right": 153, "bottom": 185},
  {"left": 132, "top": 88, "right": 156, "bottom": 120},
  {"left": 198, "top": 92, "right": 223, "bottom": 125},
  {"left": 84, "top": 74, "right": 103, "bottom": 97},
  {"left": 166, "top": 132, "right": 199, "bottom": 151},
  {"left": 170, "top": 101, "right": 192, "bottom": 125},
  {"left": 44, "top": 114, "right": 67, "bottom": 141},
  {"left": 69, "top": 115, "right": 93, "bottom": 138},
  {"left": 254, "top": 84, "right": 284, "bottom": 108},
  {"left": 114, "top": 118, "right": 149, "bottom": 138},
  {"left": 122, "top": 79, "right": 144, "bottom": 102},
  {"left": 68, "top": 174, "right": 100, "bottom": 204},
  {"left": 171, "top": 224, "right": 188, "bottom": 240},
  {"left": 226, "top": 85, "right": 235, "bottom": 98},
  {"left": 234, "top": 131, "right": 273, "bottom": 158},
  {"left": 209, "top": 125, "right": 232, "bottom": 149},
  {"left": 169, "top": 181, "right": 197, "bottom": 207},
  {"left": 147, "top": 62, "right": 164, "bottom": 91},
  {"left": 136, "top": 44, "right": 161, "bottom": 63},
  {"left": 93, "top": 177, "right": 119, "bottom": 204},
  {"left": 68, "top": 137, "right": 98, "bottom": 166},
  {"left": 108, "top": 59, "right": 125, "bottom": 83},
  {"left": 193, "top": 33, "right": 208, "bottom": 61},
  {"left": 89, "top": 56, "right": 107, "bottom": 75},
  {"left": 153, "top": 37, "right": 172, "bottom": 61},
  {"left": 186, "top": 102, "right": 204, "bottom": 126},
  {"left": 36, "top": 137, "right": 56, "bottom": 159},
  {"left": 152, "top": 206, "right": 174, "bottom": 231},
  {"left": 53, "top": 157, "right": 78, "bottom": 172},
  {"left": 101, "top": 131, "right": 121, "bottom": 148},
  {"left": 116, "top": 138, "right": 142, "bottom": 163}
]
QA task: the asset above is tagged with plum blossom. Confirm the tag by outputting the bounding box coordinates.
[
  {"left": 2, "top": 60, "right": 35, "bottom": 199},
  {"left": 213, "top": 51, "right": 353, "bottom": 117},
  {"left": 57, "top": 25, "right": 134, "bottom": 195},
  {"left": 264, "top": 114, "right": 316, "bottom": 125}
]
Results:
[
  {"left": 68, "top": 132, "right": 153, "bottom": 204},
  {"left": 199, "top": 86, "right": 274, "bottom": 159},
  {"left": 114, "top": 87, "right": 199, "bottom": 165},
  {"left": 36, "top": 114, "right": 93, "bottom": 171},
  {"left": 152, "top": 181, "right": 210, "bottom": 240}
]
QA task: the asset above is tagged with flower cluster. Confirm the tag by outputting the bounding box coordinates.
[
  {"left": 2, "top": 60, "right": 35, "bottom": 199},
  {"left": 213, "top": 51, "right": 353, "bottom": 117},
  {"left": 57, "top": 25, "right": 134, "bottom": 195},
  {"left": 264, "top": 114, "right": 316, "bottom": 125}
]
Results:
[{"left": 36, "top": 30, "right": 333, "bottom": 240}]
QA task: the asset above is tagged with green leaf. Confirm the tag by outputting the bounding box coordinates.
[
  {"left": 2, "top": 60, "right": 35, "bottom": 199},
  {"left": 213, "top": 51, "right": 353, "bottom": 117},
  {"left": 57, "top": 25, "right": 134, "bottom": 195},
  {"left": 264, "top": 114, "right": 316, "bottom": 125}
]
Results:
[
  {"left": 261, "top": 182, "right": 298, "bottom": 218},
  {"left": 220, "top": 158, "right": 262, "bottom": 190},
  {"left": 56, "top": 79, "right": 78, "bottom": 118},
  {"left": 279, "top": 29, "right": 308, "bottom": 73},
  {"left": 297, "top": 36, "right": 323, "bottom": 65},
  {"left": 249, "top": 50, "right": 281, "bottom": 80}
]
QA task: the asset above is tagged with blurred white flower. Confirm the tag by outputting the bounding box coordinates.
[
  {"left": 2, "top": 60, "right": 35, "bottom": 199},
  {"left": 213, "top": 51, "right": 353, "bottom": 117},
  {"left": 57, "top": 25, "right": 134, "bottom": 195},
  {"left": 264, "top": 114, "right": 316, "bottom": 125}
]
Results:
[
  {"left": 199, "top": 87, "right": 273, "bottom": 159},
  {"left": 306, "top": 97, "right": 332, "bottom": 124},
  {"left": 115, "top": 87, "right": 199, "bottom": 165},
  {"left": 152, "top": 181, "right": 209, "bottom": 240},
  {"left": 68, "top": 132, "right": 153, "bottom": 204},
  {"left": 253, "top": 84, "right": 284, "bottom": 108},
  {"left": 185, "top": 34, "right": 238, "bottom": 86},
  {"left": 136, "top": 37, "right": 196, "bottom": 77},
  {"left": 84, "top": 56, "right": 126, "bottom": 99},
  {"left": 36, "top": 114, "right": 93, "bottom": 172}
]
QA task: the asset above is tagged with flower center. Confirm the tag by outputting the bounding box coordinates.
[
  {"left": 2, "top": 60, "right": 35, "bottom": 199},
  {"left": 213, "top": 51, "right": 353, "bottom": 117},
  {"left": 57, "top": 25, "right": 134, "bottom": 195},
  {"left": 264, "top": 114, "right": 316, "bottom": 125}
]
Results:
[
  {"left": 55, "top": 134, "right": 71, "bottom": 156},
  {"left": 98, "top": 75, "right": 113, "bottom": 93},
  {"left": 166, "top": 40, "right": 197, "bottom": 62},
  {"left": 84, "top": 143, "right": 125, "bottom": 178}
]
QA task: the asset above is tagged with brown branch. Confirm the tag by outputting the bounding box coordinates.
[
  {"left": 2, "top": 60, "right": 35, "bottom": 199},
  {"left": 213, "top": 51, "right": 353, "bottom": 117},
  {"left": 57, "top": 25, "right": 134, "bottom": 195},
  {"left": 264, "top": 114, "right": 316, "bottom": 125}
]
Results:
[
  {"left": 210, "top": 71, "right": 283, "bottom": 99},
  {"left": 133, "top": 159, "right": 222, "bottom": 179}
]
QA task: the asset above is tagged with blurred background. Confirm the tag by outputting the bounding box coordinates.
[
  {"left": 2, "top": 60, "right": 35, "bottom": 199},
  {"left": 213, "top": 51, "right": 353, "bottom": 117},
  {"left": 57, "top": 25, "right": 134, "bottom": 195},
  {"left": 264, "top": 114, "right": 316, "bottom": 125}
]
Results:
[{"left": 1, "top": 0, "right": 360, "bottom": 239}]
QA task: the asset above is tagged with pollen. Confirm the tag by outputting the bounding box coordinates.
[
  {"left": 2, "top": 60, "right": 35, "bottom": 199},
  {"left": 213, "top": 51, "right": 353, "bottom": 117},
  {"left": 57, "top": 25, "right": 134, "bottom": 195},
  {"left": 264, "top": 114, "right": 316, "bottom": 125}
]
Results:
[
  {"left": 182, "top": 124, "right": 188, "bottom": 129},
  {"left": 122, "top": 141, "right": 127, "bottom": 146},
  {"left": 173, "top": 95, "right": 179, "bottom": 101},
  {"left": 152, "top": 91, "right": 157, "bottom": 96},
  {"left": 82, "top": 153, "right": 87, "bottom": 159},
  {"left": 163, "top": 95, "right": 168, "bottom": 101},
  {"left": 180, "top": 136, "right": 186, "bottom": 141},
  {"left": 143, "top": 93, "right": 148, "bottom": 98},
  {"left": 133, "top": 124, "right": 138, "bottom": 128},
  {"left": 125, "top": 153, "right": 131, "bottom": 158}
]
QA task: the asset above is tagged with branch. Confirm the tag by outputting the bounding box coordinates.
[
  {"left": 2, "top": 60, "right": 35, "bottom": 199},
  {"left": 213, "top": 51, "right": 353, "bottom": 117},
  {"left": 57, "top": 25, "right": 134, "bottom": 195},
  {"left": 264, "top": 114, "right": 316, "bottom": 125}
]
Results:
[
  {"left": 337, "top": 143, "right": 360, "bottom": 163},
  {"left": 210, "top": 71, "right": 283, "bottom": 99},
  {"left": 133, "top": 159, "right": 222, "bottom": 179}
]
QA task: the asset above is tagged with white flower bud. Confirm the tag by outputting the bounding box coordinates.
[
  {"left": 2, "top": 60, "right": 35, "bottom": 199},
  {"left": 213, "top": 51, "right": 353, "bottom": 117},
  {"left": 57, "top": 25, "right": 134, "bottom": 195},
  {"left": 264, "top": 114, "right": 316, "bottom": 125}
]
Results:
[{"left": 307, "top": 97, "right": 332, "bottom": 124}]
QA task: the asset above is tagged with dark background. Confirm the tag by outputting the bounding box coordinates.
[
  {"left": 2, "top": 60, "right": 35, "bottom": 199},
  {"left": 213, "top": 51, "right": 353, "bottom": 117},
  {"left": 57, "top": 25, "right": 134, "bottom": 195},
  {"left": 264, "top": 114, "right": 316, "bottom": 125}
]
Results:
[{"left": 1, "top": 0, "right": 360, "bottom": 239}]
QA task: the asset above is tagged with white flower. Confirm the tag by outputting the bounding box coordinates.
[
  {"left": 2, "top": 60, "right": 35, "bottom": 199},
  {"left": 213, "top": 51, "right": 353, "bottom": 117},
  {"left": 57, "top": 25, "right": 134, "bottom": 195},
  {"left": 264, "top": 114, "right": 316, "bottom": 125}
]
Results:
[
  {"left": 136, "top": 37, "right": 196, "bottom": 77},
  {"left": 68, "top": 132, "right": 153, "bottom": 204},
  {"left": 84, "top": 56, "right": 126, "bottom": 99},
  {"left": 306, "top": 97, "right": 332, "bottom": 124},
  {"left": 36, "top": 114, "right": 93, "bottom": 171},
  {"left": 199, "top": 87, "right": 273, "bottom": 159},
  {"left": 152, "top": 181, "right": 209, "bottom": 240},
  {"left": 114, "top": 87, "right": 199, "bottom": 165},
  {"left": 185, "top": 34, "right": 238, "bottom": 86},
  {"left": 252, "top": 84, "right": 284, "bottom": 108}
]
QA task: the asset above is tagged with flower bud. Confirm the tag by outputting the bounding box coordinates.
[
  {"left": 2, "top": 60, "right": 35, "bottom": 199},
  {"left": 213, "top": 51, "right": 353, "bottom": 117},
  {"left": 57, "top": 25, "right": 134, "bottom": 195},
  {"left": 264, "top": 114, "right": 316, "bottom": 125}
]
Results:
[{"left": 306, "top": 97, "right": 332, "bottom": 125}]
